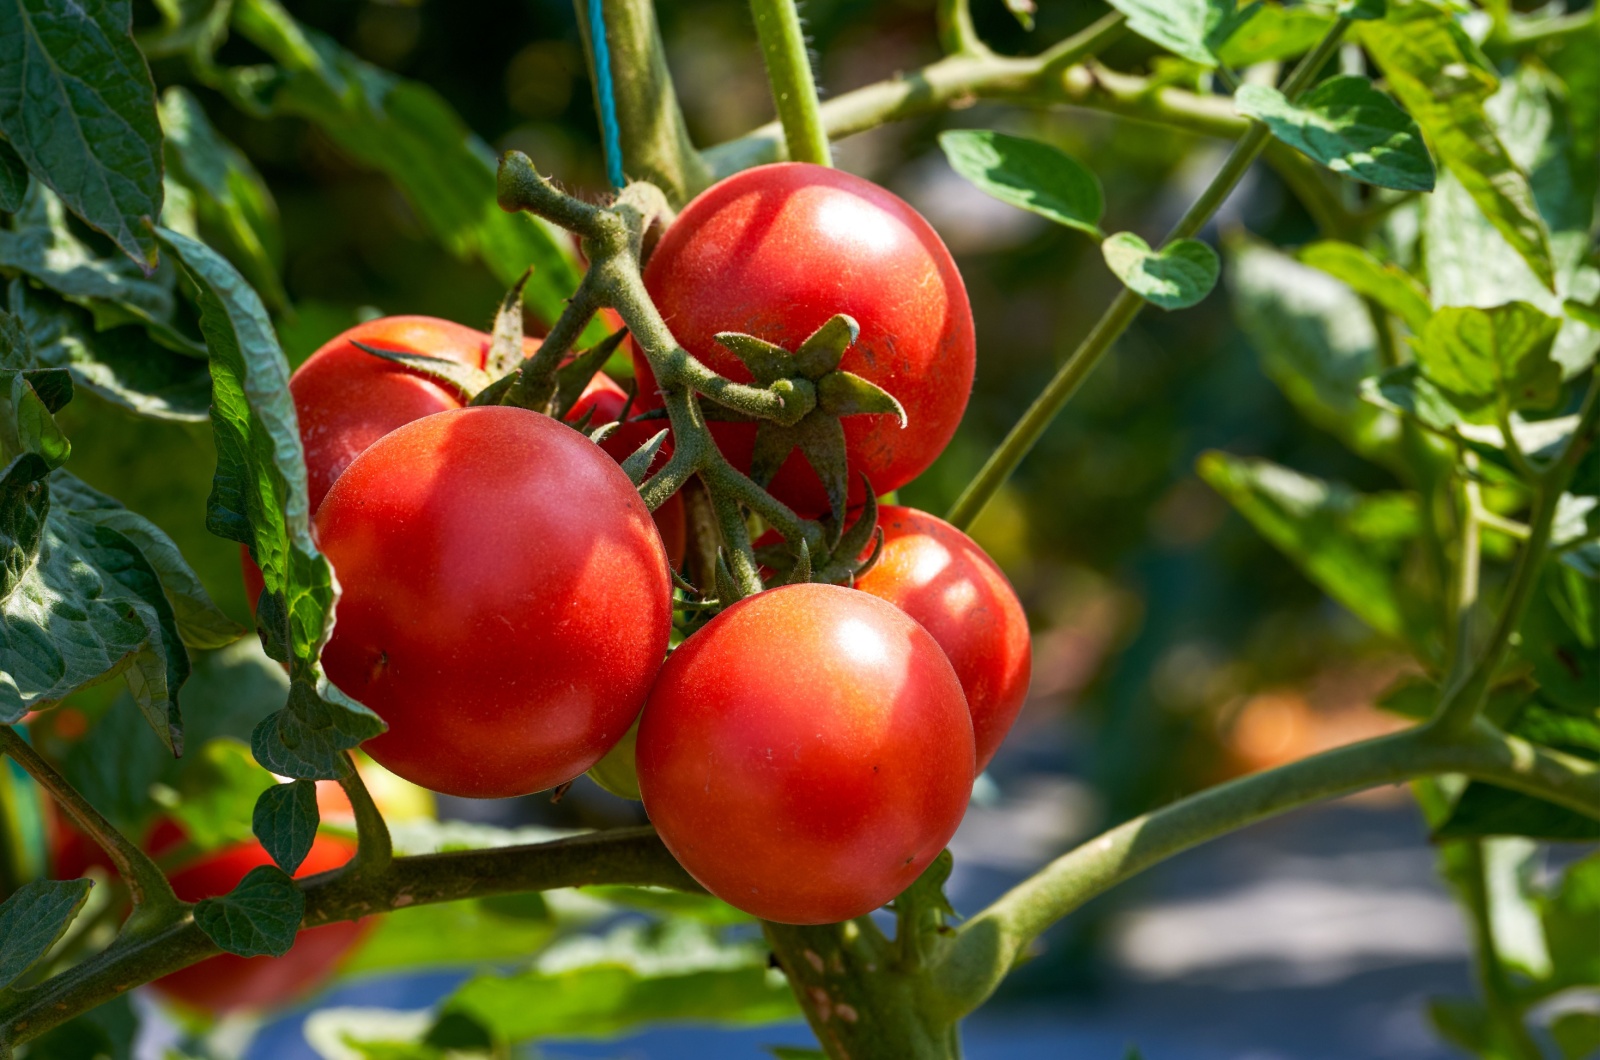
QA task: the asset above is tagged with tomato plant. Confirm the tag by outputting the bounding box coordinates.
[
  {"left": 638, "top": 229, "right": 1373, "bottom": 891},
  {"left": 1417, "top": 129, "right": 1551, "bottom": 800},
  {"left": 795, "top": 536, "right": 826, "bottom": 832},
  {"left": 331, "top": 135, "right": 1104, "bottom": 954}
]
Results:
[{"left": 0, "top": 1, "right": 1596, "bottom": 1059}]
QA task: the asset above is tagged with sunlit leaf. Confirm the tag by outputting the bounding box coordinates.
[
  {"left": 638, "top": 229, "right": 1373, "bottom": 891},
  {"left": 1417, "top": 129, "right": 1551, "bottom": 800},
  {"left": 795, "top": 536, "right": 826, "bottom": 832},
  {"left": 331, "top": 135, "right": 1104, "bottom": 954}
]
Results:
[
  {"left": 1102, "top": 233, "right": 1218, "bottom": 310},
  {"left": 1237, "top": 76, "right": 1434, "bottom": 191},
  {"left": 938, "top": 130, "right": 1103, "bottom": 237}
]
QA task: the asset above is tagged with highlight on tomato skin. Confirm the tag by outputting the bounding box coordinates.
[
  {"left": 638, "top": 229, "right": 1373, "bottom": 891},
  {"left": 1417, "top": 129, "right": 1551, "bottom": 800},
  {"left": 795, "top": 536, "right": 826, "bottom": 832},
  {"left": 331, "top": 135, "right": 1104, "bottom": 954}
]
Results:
[
  {"left": 632, "top": 162, "right": 976, "bottom": 516},
  {"left": 314, "top": 406, "right": 674, "bottom": 800},
  {"left": 635, "top": 583, "right": 975, "bottom": 925}
]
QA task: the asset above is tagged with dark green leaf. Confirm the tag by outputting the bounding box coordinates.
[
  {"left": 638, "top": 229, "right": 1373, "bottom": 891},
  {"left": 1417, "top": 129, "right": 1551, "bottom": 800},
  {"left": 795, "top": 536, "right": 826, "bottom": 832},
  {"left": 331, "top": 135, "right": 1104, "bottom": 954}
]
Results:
[
  {"left": 1298, "top": 240, "right": 1432, "bottom": 334},
  {"left": 2, "top": 468, "right": 189, "bottom": 753},
  {"left": 440, "top": 920, "right": 797, "bottom": 1042},
  {"left": 8, "top": 280, "right": 211, "bottom": 421},
  {"left": 194, "top": 863, "right": 304, "bottom": 957},
  {"left": 349, "top": 342, "right": 488, "bottom": 400},
  {"left": 0, "top": 0, "right": 164, "bottom": 267},
  {"left": 0, "top": 878, "right": 91, "bottom": 988},
  {"left": 1413, "top": 302, "right": 1561, "bottom": 421},
  {"left": 158, "top": 226, "right": 385, "bottom": 778},
  {"left": 223, "top": 0, "right": 588, "bottom": 335},
  {"left": 1102, "top": 233, "right": 1218, "bottom": 310},
  {"left": 937, "top": 130, "right": 1104, "bottom": 237},
  {"left": 0, "top": 138, "right": 26, "bottom": 212},
  {"left": 1227, "top": 237, "right": 1396, "bottom": 460},
  {"left": 0, "top": 185, "right": 204, "bottom": 357},
  {"left": 1105, "top": 0, "right": 1258, "bottom": 67},
  {"left": 1215, "top": 3, "right": 1335, "bottom": 67},
  {"left": 159, "top": 87, "right": 286, "bottom": 312},
  {"left": 1358, "top": 6, "right": 1556, "bottom": 290},
  {"left": 1236, "top": 76, "right": 1434, "bottom": 191},
  {"left": 1521, "top": 565, "right": 1597, "bottom": 715},
  {"left": 618, "top": 429, "right": 668, "bottom": 487},
  {"left": 253, "top": 777, "right": 319, "bottom": 873},
  {"left": 1198, "top": 452, "right": 1427, "bottom": 643},
  {"left": 1435, "top": 783, "right": 1600, "bottom": 841}
]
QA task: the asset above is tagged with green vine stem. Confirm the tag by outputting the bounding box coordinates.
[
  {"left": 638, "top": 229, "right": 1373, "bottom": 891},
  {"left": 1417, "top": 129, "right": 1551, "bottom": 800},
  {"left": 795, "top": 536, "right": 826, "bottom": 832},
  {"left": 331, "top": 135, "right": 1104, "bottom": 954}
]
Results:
[
  {"left": 0, "top": 727, "right": 182, "bottom": 922},
  {"left": 573, "top": 0, "right": 712, "bottom": 205},
  {"left": 749, "top": 0, "right": 833, "bottom": 167},
  {"left": 932, "top": 720, "right": 1600, "bottom": 1017},
  {"left": 1457, "top": 839, "right": 1543, "bottom": 1060},
  {"left": 496, "top": 151, "right": 836, "bottom": 573},
  {"left": 0, "top": 828, "right": 690, "bottom": 1046},
  {"left": 1433, "top": 372, "right": 1600, "bottom": 734},
  {"left": 934, "top": 0, "right": 987, "bottom": 57},
  {"left": 943, "top": 17, "right": 1351, "bottom": 531},
  {"left": 337, "top": 753, "right": 393, "bottom": 876}
]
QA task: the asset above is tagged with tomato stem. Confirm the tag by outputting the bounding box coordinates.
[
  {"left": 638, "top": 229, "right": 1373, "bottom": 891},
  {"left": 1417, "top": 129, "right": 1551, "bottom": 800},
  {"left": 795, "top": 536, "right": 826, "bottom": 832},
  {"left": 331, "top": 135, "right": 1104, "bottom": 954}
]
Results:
[
  {"left": 749, "top": 0, "right": 834, "bottom": 167},
  {"left": 0, "top": 726, "right": 184, "bottom": 921},
  {"left": 943, "top": 16, "right": 1354, "bottom": 531}
]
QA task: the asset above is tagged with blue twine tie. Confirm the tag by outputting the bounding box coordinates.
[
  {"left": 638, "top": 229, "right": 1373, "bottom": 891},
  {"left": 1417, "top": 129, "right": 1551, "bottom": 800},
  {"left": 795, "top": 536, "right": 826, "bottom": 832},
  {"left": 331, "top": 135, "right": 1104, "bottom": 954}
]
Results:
[{"left": 589, "top": 0, "right": 625, "bottom": 189}]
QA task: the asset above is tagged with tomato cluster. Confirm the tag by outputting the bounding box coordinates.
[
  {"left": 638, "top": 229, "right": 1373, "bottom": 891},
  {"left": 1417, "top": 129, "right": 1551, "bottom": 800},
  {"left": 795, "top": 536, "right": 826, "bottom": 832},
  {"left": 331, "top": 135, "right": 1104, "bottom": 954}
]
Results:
[{"left": 236, "top": 162, "right": 1028, "bottom": 926}]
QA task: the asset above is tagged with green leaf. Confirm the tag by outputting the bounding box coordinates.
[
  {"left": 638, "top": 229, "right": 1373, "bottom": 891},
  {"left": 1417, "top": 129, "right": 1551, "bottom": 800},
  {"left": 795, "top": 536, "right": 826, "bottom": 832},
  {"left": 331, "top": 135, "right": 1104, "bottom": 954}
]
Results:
[
  {"left": 1226, "top": 237, "right": 1396, "bottom": 460},
  {"left": 1298, "top": 240, "right": 1432, "bottom": 333},
  {"left": 159, "top": 87, "right": 286, "bottom": 312},
  {"left": 1215, "top": 3, "right": 1335, "bottom": 67},
  {"left": 1236, "top": 76, "right": 1434, "bottom": 192},
  {"left": 194, "top": 863, "right": 305, "bottom": 957},
  {"left": 253, "top": 778, "right": 319, "bottom": 873},
  {"left": 1105, "top": 0, "right": 1258, "bottom": 67},
  {"left": 937, "top": 130, "right": 1104, "bottom": 237},
  {"left": 0, "top": 185, "right": 205, "bottom": 358},
  {"left": 1358, "top": 6, "right": 1556, "bottom": 290},
  {"left": 1198, "top": 452, "right": 1427, "bottom": 642},
  {"left": 1412, "top": 302, "right": 1561, "bottom": 422},
  {"left": 2, "top": 468, "right": 190, "bottom": 753},
  {"left": 0, "top": 138, "right": 26, "bottom": 212},
  {"left": 0, "top": 878, "right": 91, "bottom": 988},
  {"left": 439, "top": 920, "right": 798, "bottom": 1042},
  {"left": 222, "top": 0, "right": 588, "bottom": 335},
  {"left": 158, "top": 226, "right": 385, "bottom": 779},
  {"left": 1102, "top": 233, "right": 1218, "bottom": 310},
  {"left": 8, "top": 279, "right": 211, "bottom": 422},
  {"left": 0, "top": 0, "right": 164, "bottom": 268},
  {"left": 1435, "top": 783, "right": 1600, "bottom": 841}
]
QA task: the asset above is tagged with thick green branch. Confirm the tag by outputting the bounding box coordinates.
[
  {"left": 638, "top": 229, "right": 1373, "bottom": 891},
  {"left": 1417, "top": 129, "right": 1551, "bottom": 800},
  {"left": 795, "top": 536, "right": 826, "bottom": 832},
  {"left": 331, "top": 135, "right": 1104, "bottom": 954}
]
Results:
[
  {"left": 0, "top": 828, "right": 691, "bottom": 1046},
  {"left": 934, "top": 720, "right": 1600, "bottom": 1016},
  {"left": 750, "top": 0, "right": 833, "bottom": 166}
]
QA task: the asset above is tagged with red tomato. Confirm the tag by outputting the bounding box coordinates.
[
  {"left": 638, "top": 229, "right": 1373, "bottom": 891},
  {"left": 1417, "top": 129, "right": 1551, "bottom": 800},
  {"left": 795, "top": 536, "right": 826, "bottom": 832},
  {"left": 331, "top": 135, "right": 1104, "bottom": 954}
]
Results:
[
  {"left": 241, "top": 316, "right": 683, "bottom": 603},
  {"left": 636, "top": 583, "right": 974, "bottom": 924},
  {"left": 633, "top": 163, "right": 975, "bottom": 516},
  {"left": 153, "top": 833, "right": 368, "bottom": 1013},
  {"left": 315, "top": 406, "right": 673, "bottom": 798},
  {"left": 855, "top": 507, "right": 1030, "bottom": 771}
]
